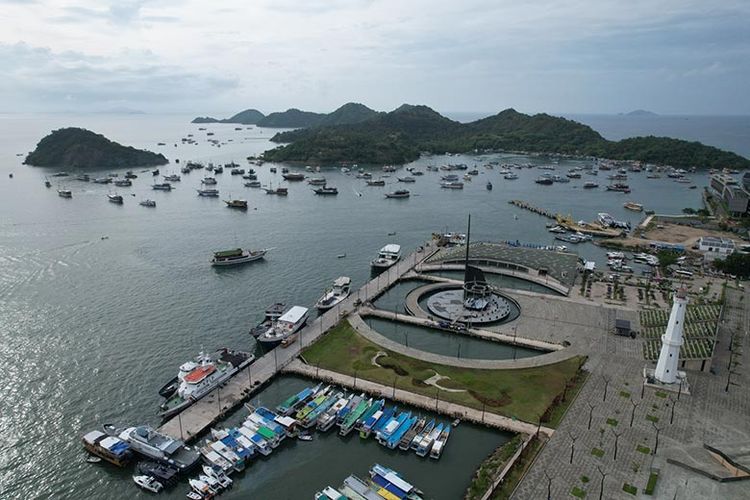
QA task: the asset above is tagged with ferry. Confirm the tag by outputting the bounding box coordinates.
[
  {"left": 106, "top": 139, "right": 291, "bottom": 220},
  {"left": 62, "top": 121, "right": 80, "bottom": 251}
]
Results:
[
  {"left": 211, "top": 248, "right": 266, "bottom": 266},
  {"left": 282, "top": 172, "right": 305, "bottom": 181},
  {"left": 152, "top": 183, "right": 172, "bottom": 191},
  {"left": 371, "top": 244, "right": 401, "bottom": 269},
  {"left": 197, "top": 188, "right": 220, "bottom": 197},
  {"left": 315, "top": 276, "right": 352, "bottom": 311},
  {"left": 249, "top": 303, "right": 286, "bottom": 338},
  {"left": 224, "top": 199, "right": 248, "bottom": 209},
  {"left": 624, "top": 202, "right": 643, "bottom": 212},
  {"left": 313, "top": 186, "right": 338, "bottom": 195},
  {"left": 81, "top": 430, "right": 133, "bottom": 467},
  {"left": 257, "top": 306, "right": 309, "bottom": 346},
  {"left": 158, "top": 348, "right": 255, "bottom": 418},
  {"left": 385, "top": 189, "right": 410, "bottom": 199},
  {"left": 107, "top": 194, "right": 123, "bottom": 204},
  {"left": 58, "top": 189, "right": 73, "bottom": 198},
  {"left": 105, "top": 425, "right": 200, "bottom": 472}
]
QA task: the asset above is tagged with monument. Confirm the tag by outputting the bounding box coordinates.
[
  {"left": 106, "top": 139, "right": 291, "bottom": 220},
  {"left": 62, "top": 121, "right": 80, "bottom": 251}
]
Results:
[{"left": 654, "top": 287, "right": 688, "bottom": 384}]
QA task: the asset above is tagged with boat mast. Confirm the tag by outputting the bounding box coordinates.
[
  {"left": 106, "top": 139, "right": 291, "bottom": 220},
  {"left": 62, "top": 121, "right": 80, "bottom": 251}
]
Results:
[{"left": 463, "top": 214, "right": 471, "bottom": 299}]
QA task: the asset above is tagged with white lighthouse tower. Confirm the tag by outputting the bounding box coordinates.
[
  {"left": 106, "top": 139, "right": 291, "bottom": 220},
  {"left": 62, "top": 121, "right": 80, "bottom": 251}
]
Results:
[{"left": 654, "top": 287, "right": 688, "bottom": 384}]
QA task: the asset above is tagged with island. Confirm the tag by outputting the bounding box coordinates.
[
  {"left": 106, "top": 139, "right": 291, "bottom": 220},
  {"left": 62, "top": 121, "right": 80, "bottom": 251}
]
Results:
[
  {"left": 191, "top": 108, "right": 265, "bottom": 125},
  {"left": 24, "top": 128, "right": 169, "bottom": 169},
  {"left": 263, "top": 105, "right": 750, "bottom": 169}
]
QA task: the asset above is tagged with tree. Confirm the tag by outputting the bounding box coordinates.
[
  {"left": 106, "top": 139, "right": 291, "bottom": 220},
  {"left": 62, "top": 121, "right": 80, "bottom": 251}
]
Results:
[
  {"left": 714, "top": 253, "right": 750, "bottom": 279},
  {"left": 657, "top": 251, "right": 678, "bottom": 271}
]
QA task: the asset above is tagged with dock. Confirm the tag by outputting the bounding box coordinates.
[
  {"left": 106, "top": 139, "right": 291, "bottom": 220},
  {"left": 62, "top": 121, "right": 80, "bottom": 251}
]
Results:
[
  {"left": 508, "top": 199, "right": 558, "bottom": 220},
  {"left": 282, "top": 359, "right": 554, "bottom": 437},
  {"left": 157, "top": 241, "right": 440, "bottom": 442}
]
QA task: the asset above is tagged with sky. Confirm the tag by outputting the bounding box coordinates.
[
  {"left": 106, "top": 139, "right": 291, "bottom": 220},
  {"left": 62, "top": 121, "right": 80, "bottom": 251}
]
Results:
[{"left": 0, "top": 0, "right": 748, "bottom": 115}]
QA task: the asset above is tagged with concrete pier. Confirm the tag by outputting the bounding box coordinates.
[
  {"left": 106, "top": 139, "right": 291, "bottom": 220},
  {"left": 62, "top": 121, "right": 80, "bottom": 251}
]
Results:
[{"left": 157, "top": 241, "right": 440, "bottom": 441}]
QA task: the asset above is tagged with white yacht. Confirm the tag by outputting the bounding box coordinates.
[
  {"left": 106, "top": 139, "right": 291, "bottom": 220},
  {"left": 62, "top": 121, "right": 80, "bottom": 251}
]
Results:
[
  {"left": 257, "top": 306, "right": 309, "bottom": 346},
  {"left": 133, "top": 475, "right": 163, "bottom": 493},
  {"left": 371, "top": 244, "right": 401, "bottom": 269},
  {"left": 107, "top": 425, "right": 201, "bottom": 472},
  {"left": 315, "top": 277, "right": 352, "bottom": 311}
]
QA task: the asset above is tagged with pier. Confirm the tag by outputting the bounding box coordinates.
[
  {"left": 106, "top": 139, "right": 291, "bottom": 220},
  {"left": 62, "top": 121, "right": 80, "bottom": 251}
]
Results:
[
  {"left": 282, "top": 359, "right": 554, "bottom": 437},
  {"left": 508, "top": 199, "right": 558, "bottom": 220},
  {"left": 157, "top": 240, "right": 441, "bottom": 442}
]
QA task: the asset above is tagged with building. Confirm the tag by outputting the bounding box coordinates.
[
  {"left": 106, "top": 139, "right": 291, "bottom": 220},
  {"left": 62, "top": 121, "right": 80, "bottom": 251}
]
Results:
[
  {"left": 654, "top": 288, "right": 688, "bottom": 384},
  {"left": 697, "top": 236, "right": 735, "bottom": 255},
  {"left": 710, "top": 173, "right": 750, "bottom": 217},
  {"left": 743, "top": 171, "right": 750, "bottom": 191}
]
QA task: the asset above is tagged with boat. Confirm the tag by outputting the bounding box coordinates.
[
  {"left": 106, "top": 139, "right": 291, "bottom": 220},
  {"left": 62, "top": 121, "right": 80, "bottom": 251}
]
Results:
[
  {"left": 245, "top": 181, "right": 262, "bottom": 188},
  {"left": 137, "top": 461, "right": 179, "bottom": 487},
  {"left": 152, "top": 183, "right": 172, "bottom": 191},
  {"left": 429, "top": 426, "right": 451, "bottom": 459},
  {"left": 606, "top": 183, "right": 631, "bottom": 193},
  {"left": 440, "top": 181, "right": 464, "bottom": 189},
  {"left": 163, "top": 174, "right": 181, "bottom": 182},
  {"left": 282, "top": 172, "right": 305, "bottom": 181},
  {"left": 159, "top": 348, "right": 255, "bottom": 418},
  {"left": 189, "top": 479, "right": 213, "bottom": 498},
  {"left": 486, "top": 181, "right": 492, "bottom": 190},
  {"left": 318, "top": 396, "right": 351, "bottom": 432},
  {"left": 385, "top": 414, "right": 417, "bottom": 449},
  {"left": 385, "top": 189, "right": 410, "bottom": 199},
  {"left": 535, "top": 176, "right": 553, "bottom": 185},
  {"left": 133, "top": 475, "right": 163, "bottom": 493},
  {"left": 504, "top": 172, "right": 519, "bottom": 180},
  {"left": 315, "top": 276, "right": 352, "bottom": 311},
  {"left": 106, "top": 425, "right": 200, "bottom": 472},
  {"left": 44, "top": 178, "right": 52, "bottom": 188},
  {"left": 375, "top": 411, "right": 411, "bottom": 446},
  {"left": 369, "top": 464, "right": 424, "bottom": 499},
  {"left": 583, "top": 181, "right": 599, "bottom": 189},
  {"left": 152, "top": 169, "right": 160, "bottom": 176},
  {"left": 308, "top": 177, "right": 327, "bottom": 186},
  {"left": 197, "top": 188, "right": 219, "bottom": 197},
  {"left": 139, "top": 200, "right": 157, "bottom": 207},
  {"left": 410, "top": 419, "right": 434, "bottom": 450},
  {"left": 85, "top": 455, "right": 101, "bottom": 464},
  {"left": 313, "top": 186, "right": 338, "bottom": 195},
  {"left": 249, "top": 303, "right": 286, "bottom": 337},
  {"left": 230, "top": 168, "right": 245, "bottom": 175},
  {"left": 107, "top": 194, "right": 123, "bottom": 204},
  {"left": 113, "top": 179, "right": 131, "bottom": 187},
  {"left": 339, "top": 398, "right": 375, "bottom": 436},
  {"left": 202, "top": 465, "right": 232, "bottom": 489},
  {"left": 397, "top": 176, "right": 416, "bottom": 183},
  {"left": 399, "top": 417, "right": 426, "bottom": 450},
  {"left": 366, "top": 179, "right": 386, "bottom": 186},
  {"left": 51, "top": 171, "right": 69, "bottom": 177},
  {"left": 257, "top": 306, "right": 309, "bottom": 346},
  {"left": 555, "top": 232, "right": 592, "bottom": 244},
  {"left": 269, "top": 167, "right": 277, "bottom": 173},
  {"left": 58, "top": 189, "right": 72, "bottom": 198},
  {"left": 214, "top": 166, "right": 224, "bottom": 174},
  {"left": 202, "top": 177, "right": 217, "bottom": 185},
  {"left": 371, "top": 244, "right": 401, "bottom": 269},
  {"left": 624, "top": 202, "right": 643, "bottom": 211},
  {"left": 263, "top": 186, "right": 288, "bottom": 196},
  {"left": 93, "top": 177, "right": 112, "bottom": 184},
  {"left": 416, "top": 423, "right": 444, "bottom": 457},
  {"left": 224, "top": 199, "right": 248, "bottom": 209},
  {"left": 211, "top": 248, "right": 266, "bottom": 266},
  {"left": 81, "top": 430, "right": 133, "bottom": 467},
  {"left": 242, "top": 173, "right": 257, "bottom": 180},
  {"left": 547, "top": 225, "right": 567, "bottom": 234}
]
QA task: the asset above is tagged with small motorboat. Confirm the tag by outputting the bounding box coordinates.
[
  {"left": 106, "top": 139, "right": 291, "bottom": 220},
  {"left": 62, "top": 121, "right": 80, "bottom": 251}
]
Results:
[
  {"left": 186, "top": 492, "right": 203, "bottom": 500},
  {"left": 133, "top": 475, "right": 163, "bottom": 493},
  {"left": 85, "top": 455, "right": 102, "bottom": 464},
  {"left": 139, "top": 200, "right": 156, "bottom": 207},
  {"left": 486, "top": 181, "right": 493, "bottom": 190},
  {"left": 298, "top": 433, "right": 313, "bottom": 442}
]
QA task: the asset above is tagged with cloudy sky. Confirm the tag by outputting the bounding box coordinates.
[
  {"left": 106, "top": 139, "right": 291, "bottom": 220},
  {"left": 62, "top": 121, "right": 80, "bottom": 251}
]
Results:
[{"left": 1, "top": 0, "right": 748, "bottom": 115}]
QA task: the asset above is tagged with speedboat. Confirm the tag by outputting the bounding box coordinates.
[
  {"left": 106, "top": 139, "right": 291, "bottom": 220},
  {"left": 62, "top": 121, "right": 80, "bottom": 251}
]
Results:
[
  {"left": 133, "top": 475, "right": 163, "bottom": 493},
  {"left": 371, "top": 244, "right": 400, "bottom": 269},
  {"left": 315, "top": 276, "right": 352, "bottom": 311},
  {"left": 211, "top": 248, "right": 266, "bottom": 266},
  {"left": 107, "top": 425, "right": 201, "bottom": 472},
  {"left": 107, "top": 194, "right": 123, "bottom": 204},
  {"left": 257, "top": 306, "right": 309, "bottom": 346}
]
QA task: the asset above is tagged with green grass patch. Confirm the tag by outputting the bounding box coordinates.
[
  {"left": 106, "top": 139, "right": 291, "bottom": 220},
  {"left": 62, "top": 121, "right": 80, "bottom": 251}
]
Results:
[
  {"left": 619, "top": 390, "right": 631, "bottom": 398},
  {"left": 606, "top": 418, "right": 619, "bottom": 427},
  {"left": 490, "top": 436, "right": 544, "bottom": 500},
  {"left": 571, "top": 486, "right": 587, "bottom": 498},
  {"left": 581, "top": 476, "right": 590, "bottom": 483},
  {"left": 591, "top": 447, "right": 605, "bottom": 458},
  {"left": 465, "top": 436, "right": 523, "bottom": 500},
  {"left": 646, "top": 414, "right": 659, "bottom": 423},
  {"left": 303, "top": 319, "right": 585, "bottom": 424},
  {"left": 636, "top": 445, "right": 651, "bottom": 454},
  {"left": 623, "top": 483, "right": 637, "bottom": 495},
  {"left": 644, "top": 472, "right": 659, "bottom": 495},
  {"left": 655, "top": 391, "right": 667, "bottom": 398}
]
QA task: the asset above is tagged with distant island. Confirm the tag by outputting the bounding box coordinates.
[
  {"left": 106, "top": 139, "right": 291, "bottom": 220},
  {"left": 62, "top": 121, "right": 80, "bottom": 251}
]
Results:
[
  {"left": 262, "top": 104, "right": 749, "bottom": 169},
  {"left": 621, "top": 109, "right": 659, "bottom": 117},
  {"left": 191, "top": 102, "right": 379, "bottom": 128},
  {"left": 24, "top": 128, "right": 168, "bottom": 169}
]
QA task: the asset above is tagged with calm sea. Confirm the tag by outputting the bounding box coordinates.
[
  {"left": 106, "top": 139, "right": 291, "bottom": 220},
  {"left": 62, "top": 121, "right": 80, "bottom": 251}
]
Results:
[{"left": 0, "top": 112, "right": 741, "bottom": 499}]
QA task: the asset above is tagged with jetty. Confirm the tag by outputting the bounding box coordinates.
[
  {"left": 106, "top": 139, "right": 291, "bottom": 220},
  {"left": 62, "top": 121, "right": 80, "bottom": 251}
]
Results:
[
  {"left": 157, "top": 241, "right": 440, "bottom": 442},
  {"left": 508, "top": 199, "right": 557, "bottom": 220},
  {"left": 509, "top": 199, "right": 623, "bottom": 238}
]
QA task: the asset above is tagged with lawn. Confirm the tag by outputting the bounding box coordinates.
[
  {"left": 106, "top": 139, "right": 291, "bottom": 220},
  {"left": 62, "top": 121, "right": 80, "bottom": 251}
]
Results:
[{"left": 302, "top": 319, "right": 585, "bottom": 425}]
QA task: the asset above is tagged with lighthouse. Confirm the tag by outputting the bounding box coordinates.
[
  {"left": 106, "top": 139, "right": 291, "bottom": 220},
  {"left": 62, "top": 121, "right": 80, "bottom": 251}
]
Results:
[{"left": 654, "top": 287, "right": 688, "bottom": 384}]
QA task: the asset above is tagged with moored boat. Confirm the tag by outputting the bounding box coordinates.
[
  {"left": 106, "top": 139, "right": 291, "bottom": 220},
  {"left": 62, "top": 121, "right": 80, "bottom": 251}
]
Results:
[
  {"left": 133, "top": 475, "right": 163, "bottom": 493},
  {"left": 282, "top": 172, "right": 305, "bottom": 181},
  {"left": 197, "top": 188, "right": 219, "bottom": 197},
  {"left": 624, "top": 201, "right": 643, "bottom": 211},
  {"left": 152, "top": 183, "right": 172, "bottom": 191},
  {"left": 313, "top": 186, "right": 338, "bottom": 195},
  {"left": 58, "top": 189, "right": 73, "bottom": 198},
  {"left": 257, "top": 306, "right": 309, "bottom": 346},
  {"left": 315, "top": 276, "right": 352, "bottom": 311},
  {"left": 385, "top": 189, "right": 410, "bottom": 199},
  {"left": 107, "top": 194, "right": 123, "bottom": 204},
  {"left": 81, "top": 430, "right": 133, "bottom": 467},
  {"left": 211, "top": 248, "right": 266, "bottom": 266},
  {"left": 106, "top": 425, "right": 200, "bottom": 472},
  {"left": 371, "top": 244, "right": 400, "bottom": 269},
  {"left": 224, "top": 199, "right": 248, "bottom": 209},
  {"left": 139, "top": 199, "right": 157, "bottom": 207}
]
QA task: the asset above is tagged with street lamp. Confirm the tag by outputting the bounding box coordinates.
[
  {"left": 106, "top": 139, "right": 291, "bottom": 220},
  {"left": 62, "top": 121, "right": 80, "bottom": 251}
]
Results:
[
  {"left": 568, "top": 431, "right": 577, "bottom": 464},
  {"left": 587, "top": 403, "right": 596, "bottom": 430},
  {"left": 597, "top": 466, "right": 608, "bottom": 500},
  {"left": 652, "top": 422, "right": 662, "bottom": 455},
  {"left": 629, "top": 399, "right": 639, "bottom": 427}
]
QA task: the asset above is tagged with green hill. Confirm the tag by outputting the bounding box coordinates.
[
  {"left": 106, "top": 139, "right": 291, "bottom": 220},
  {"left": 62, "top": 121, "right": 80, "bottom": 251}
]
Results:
[
  {"left": 24, "top": 128, "right": 168, "bottom": 169},
  {"left": 263, "top": 105, "right": 750, "bottom": 169},
  {"left": 256, "top": 108, "right": 327, "bottom": 128},
  {"left": 191, "top": 108, "right": 265, "bottom": 124},
  {"left": 317, "top": 102, "right": 380, "bottom": 127}
]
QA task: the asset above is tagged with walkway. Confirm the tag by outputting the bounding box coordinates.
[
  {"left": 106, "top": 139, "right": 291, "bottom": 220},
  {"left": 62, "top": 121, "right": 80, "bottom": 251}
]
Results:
[
  {"left": 348, "top": 313, "right": 581, "bottom": 370},
  {"left": 158, "top": 241, "right": 440, "bottom": 441},
  {"left": 417, "top": 263, "right": 570, "bottom": 295},
  {"left": 282, "top": 359, "right": 554, "bottom": 437}
]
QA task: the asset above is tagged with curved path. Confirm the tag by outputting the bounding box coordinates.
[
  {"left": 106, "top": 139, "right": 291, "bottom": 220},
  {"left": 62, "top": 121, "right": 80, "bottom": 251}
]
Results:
[
  {"left": 349, "top": 313, "right": 580, "bottom": 370},
  {"left": 416, "top": 263, "right": 569, "bottom": 295}
]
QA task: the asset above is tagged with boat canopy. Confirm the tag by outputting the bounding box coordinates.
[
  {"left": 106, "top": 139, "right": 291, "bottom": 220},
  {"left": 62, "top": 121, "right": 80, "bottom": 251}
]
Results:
[
  {"left": 83, "top": 430, "right": 105, "bottom": 444},
  {"left": 380, "top": 244, "right": 400, "bottom": 255},
  {"left": 213, "top": 248, "right": 243, "bottom": 258},
  {"left": 278, "top": 306, "right": 308, "bottom": 324},
  {"left": 275, "top": 415, "right": 296, "bottom": 427},
  {"left": 333, "top": 276, "right": 351, "bottom": 287}
]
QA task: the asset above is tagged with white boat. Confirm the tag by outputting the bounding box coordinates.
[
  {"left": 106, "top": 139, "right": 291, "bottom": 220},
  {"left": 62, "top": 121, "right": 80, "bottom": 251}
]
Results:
[
  {"left": 133, "top": 475, "right": 163, "bottom": 493},
  {"left": 210, "top": 248, "right": 266, "bottom": 266},
  {"left": 504, "top": 172, "right": 519, "bottom": 180},
  {"left": 202, "top": 465, "right": 232, "bottom": 489},
  {"left": 152, "top": 183, "right": 172, "bottom": 191},
  {"left": 202, "top": 177, "right": 217, "bottom": 185},
  {"left": 440, "top": 181, "right": 464, "bottom": 189},
  {"left": 107, "top": 194, "right": 123, "bottom": 204},
  {"left": 371, "top": 244, "right": 401, "bottom": 269},
  {"left": 307, "top": 176, "right": 327, "bottom": 185},
  {"left": 385, "top": 189, "right": 410, "bottom": 199},
  {"left": 197, "top": 188, "right": 219, "bottom": 197},
  {"left": 257, "top": 306, "right": 309, "bottom": 346},
  {"left": 58, "top": 189, "right": 73, "bottom": 198},
  {"left": 315, "top": 276, "right": 351, "bottom": 311},
  {"left": 163, "top": 174, "right": 181, "bottom": 182}
]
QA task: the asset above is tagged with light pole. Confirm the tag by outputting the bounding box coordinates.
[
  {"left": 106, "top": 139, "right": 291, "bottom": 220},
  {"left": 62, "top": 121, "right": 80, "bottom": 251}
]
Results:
[
  {"left": 602, "top": 375, "right": 610, "bottom": 402},
  {"left": 630, "top": 399, "right": 639, "bottom": 427},
  {"left": 652, "top": 422, "right": 662, "bottom": 455},
  {"left": 597, "top": 466, "right": 608, "bottom": 500},
  {"left": 669, "top": 396, "right": 676, "bottom": 425},
  {"left": 612, "top": 429, "right": 622, "bottom": 461},
  {"left": 587, "top": 403, "right": 596, "bottom": 430},
  {"left": 568, "top": 431, "right": 577, "bottom": 464},
  {"left": 544, "top": 471, "right": 553, "bottom": 500}
]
